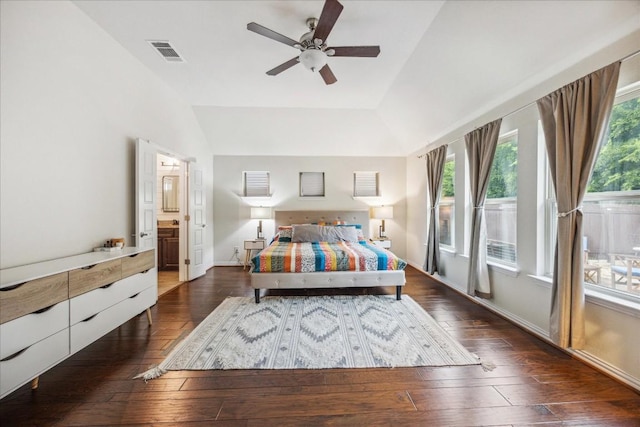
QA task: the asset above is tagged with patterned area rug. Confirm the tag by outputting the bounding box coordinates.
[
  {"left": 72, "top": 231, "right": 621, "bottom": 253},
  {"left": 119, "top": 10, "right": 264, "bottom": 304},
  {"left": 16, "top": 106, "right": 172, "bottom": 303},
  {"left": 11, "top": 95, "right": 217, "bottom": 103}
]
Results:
[{"left": 135, "top": 295, "right": 480, "bottom": 379}]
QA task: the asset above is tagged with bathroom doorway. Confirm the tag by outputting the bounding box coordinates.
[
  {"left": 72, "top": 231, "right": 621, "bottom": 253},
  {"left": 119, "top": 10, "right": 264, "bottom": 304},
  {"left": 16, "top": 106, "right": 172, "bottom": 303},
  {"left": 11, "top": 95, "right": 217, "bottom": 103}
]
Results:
[
  {"left": 136, "top": 138, "right": 207, "bottom": 296},
  {"left": 156, "top": 153, "right": 185, "bottom": 296}
]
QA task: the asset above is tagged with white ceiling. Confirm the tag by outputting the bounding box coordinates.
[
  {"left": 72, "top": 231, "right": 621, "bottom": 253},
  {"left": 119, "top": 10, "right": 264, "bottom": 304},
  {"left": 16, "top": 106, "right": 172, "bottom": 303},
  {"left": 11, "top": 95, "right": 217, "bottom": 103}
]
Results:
[{"left": 73, "top": 0, "right": 639, "bottom": 157}]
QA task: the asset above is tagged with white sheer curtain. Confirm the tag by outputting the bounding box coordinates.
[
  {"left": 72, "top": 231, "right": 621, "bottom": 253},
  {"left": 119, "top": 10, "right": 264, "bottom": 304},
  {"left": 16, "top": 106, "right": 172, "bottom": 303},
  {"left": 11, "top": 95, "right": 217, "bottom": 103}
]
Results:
[
  {"left": 537, "top": 61, "right": 620, "bottom": 348},
  {"left": 465, "top": 119, "right": 502, "bottom": 298},
  {"left": 424, "top": 145, "right": 448, "bottom": 275}
]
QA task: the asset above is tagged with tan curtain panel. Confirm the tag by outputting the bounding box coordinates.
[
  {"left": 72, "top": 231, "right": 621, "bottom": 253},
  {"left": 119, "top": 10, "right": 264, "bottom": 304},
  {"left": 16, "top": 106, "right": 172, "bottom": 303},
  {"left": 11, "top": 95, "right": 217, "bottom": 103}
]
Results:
[
  {"left": 537, "top": 61, "right": 620, "bottom": 349},
  {"left": 465, "top": 119, "right": 502, "bottom": 299},
  {"left": 424, "top": 145, "right": 448, "bottom": 275}
]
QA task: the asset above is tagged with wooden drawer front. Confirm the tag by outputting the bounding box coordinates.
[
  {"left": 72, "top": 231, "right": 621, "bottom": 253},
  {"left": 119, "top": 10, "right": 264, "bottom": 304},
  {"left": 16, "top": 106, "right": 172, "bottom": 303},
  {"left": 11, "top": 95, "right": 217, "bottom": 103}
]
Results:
[
  {"left": 69, "top": 268, "right": 156, "bottom": 326},
  {"left": 244, "top": 240, "right": 265, "bottom": 250},
  {"left": 158, "top": 228, "right": 177, "bottom": 238},
  {"left": 70, "top": 286, "right": 156, "bottom": 354},
  {"left": 0, "top": 328, "right": 69, "bottom": 399},
  {"left": 69, "top": 259, "right": 122, "bottom": 298},
  {"left": 121, "top": 250, "right": 155, "bottom": 278},
  {"left": 0, "top": 272, "right": 68, "bottom": 325},
  {"left": 0, "top": 300, "right": 69, "bottom": 360}
]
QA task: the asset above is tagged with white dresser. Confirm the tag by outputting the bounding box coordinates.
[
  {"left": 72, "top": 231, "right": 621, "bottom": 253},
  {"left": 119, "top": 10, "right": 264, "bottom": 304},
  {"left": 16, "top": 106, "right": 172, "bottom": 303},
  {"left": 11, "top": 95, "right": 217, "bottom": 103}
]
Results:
[{"left": 0, "top": 247, "right": 157, "bottom": 399}]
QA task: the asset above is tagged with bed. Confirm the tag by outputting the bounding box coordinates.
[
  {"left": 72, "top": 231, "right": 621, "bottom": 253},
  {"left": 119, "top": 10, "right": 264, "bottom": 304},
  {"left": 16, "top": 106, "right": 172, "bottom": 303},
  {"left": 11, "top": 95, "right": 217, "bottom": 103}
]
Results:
[{"left": 250, "top": 210, "right": 407, "bottom": 303}]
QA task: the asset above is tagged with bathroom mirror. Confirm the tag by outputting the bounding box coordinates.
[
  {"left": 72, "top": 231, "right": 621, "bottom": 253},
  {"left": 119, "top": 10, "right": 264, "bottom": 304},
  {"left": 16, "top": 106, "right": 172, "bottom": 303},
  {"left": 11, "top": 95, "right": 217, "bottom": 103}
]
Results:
[{"left": 162, "top": 175, "right": 180, "bottom": 212}]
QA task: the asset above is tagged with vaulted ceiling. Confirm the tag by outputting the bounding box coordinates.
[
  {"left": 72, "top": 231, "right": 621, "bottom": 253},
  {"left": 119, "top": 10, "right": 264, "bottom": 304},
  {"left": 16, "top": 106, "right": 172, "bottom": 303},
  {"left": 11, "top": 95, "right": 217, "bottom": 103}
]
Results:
[{"left": 73, "top": 0, "right": 639, "bottom": 157}]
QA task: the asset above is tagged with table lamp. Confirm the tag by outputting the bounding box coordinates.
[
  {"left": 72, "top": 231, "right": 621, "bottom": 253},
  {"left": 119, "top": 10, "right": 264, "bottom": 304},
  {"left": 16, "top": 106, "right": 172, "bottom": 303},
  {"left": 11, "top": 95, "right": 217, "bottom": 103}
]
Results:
[
  {"left": 372, "top": 206, "right": 393, "bottom": 238},
  {"left": 250, "top": 207, "right": 272, "bottom": 239}
]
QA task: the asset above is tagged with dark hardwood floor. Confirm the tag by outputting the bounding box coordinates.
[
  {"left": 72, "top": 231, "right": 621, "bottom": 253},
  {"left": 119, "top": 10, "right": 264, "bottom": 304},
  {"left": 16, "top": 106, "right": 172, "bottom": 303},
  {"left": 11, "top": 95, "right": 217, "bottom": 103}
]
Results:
[{"left": 1, "top": 266, "right": 639, "bottom": 426}]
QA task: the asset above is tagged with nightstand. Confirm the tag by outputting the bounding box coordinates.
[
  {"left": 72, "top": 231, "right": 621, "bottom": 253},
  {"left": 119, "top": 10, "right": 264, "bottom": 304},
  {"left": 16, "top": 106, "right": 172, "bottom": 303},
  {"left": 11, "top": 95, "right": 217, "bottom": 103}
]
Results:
[
  {"left": 370, "top": 238, "right": 391, "bottom": 249},
  {"left": 244, "top": 239, "right": 265, "bottom": 270}
]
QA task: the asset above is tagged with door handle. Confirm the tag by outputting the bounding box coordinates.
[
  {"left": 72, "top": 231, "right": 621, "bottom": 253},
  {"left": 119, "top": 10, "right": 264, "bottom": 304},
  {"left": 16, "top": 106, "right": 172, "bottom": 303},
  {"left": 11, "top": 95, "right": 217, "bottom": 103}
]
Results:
[{"left": 140, "top": 232, "right": 149, "bottom": 238}]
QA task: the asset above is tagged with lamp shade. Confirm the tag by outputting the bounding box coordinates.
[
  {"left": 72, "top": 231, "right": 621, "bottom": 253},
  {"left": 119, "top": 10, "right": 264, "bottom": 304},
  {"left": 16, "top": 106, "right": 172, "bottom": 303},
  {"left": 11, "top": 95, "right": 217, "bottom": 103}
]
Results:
[
  {"left": 372, "top": 206, "right": 393, "bottom": 219},
  {"left": 250, "top": 207, "right": 272, "bottom": 219}
]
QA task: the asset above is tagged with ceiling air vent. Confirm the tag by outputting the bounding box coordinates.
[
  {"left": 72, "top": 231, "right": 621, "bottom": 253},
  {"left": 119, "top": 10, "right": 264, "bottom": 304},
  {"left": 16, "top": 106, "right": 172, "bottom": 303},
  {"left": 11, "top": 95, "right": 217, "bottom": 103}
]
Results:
[{"left": 148, "top": 40, "right": 184, "bottom": 63}]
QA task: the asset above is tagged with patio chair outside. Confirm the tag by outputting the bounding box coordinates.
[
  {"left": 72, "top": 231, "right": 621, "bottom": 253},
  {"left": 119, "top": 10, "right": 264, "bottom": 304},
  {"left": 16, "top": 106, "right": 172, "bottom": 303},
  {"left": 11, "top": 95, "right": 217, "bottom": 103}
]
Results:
[{"left": 609, "top": 253, "right": 640, "bottom": 291}]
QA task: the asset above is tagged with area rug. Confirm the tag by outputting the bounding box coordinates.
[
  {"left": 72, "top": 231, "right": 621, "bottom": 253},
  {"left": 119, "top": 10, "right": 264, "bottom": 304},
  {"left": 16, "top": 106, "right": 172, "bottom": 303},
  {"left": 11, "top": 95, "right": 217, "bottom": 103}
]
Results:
[{"left": 135, "top": 295, "right": 481, "bottom": 380}]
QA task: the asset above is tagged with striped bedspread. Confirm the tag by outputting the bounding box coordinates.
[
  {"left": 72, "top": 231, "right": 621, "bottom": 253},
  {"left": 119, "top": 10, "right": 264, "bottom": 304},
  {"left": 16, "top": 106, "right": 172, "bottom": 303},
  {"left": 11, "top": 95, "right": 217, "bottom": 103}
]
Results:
[{"left": 251, "top": 241, "right": 407, "bottom": 273}]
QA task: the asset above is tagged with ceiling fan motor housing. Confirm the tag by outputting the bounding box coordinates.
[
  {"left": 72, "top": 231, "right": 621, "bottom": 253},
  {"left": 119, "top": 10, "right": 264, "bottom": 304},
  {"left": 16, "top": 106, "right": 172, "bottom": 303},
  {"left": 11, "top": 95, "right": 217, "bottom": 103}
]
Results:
[{"left": 300, "top": 18, "right": 322, "bottom": 48}]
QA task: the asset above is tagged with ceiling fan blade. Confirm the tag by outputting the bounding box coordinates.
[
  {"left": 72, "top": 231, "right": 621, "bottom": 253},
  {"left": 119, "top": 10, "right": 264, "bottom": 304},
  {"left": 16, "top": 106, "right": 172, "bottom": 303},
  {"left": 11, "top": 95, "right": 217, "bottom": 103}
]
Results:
[
  {"left": 313, "top": 0, "right": 344, "bottom": 43},
  {"left": 319, "top": 64, "right": 337, "bottom": 85},
  {"left": 328, "top": 46, "right": 381, "bottom": 57},
  {"left": 247, "top": 22, "right": 299, "bottom": 48},
  {"left": 266, "top": 57, "right": 300, "bottom": 76}
]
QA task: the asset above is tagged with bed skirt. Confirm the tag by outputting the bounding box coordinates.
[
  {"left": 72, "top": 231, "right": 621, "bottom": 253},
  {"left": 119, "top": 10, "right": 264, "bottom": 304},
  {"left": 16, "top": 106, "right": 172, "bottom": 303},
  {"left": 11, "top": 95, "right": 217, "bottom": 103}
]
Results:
[{"left": 251, "top": 270, "right": 406, "bottom": 303}]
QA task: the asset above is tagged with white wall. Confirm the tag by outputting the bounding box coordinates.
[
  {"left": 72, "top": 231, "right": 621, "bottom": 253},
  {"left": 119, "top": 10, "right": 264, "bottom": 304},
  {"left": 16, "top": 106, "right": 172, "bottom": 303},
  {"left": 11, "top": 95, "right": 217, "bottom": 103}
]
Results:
[
  {"left": 194, "top": 106, "right": 402, "bottom": 157},
  {"left": 213, "top": 155, "right": 407, "bottom": 266},
  {"left": 0, "top": 0, "right": 214, "bottom": 269},
  {"left": 405, "top": 31, "right": 640, "bottom": 388}
]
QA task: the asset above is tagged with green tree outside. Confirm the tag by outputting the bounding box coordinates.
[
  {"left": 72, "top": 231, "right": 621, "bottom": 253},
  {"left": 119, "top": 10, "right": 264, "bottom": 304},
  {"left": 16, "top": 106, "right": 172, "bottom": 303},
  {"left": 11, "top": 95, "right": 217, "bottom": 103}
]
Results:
[
  {"left": 589, "top": 97, "right": 640, "bottom": 192},
  {"left": 441, "top": 159, "right": 455, "bottom": 198},
  {"left": 487, "top": 137, "right": 518, "bottom": 199}
]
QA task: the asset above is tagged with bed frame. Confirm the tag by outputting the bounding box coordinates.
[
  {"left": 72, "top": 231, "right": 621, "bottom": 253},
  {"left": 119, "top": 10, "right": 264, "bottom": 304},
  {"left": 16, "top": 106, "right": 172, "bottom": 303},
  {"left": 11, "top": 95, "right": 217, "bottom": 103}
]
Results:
[{"left": 250, "top": 210, "right": 406, "bottom": 303}]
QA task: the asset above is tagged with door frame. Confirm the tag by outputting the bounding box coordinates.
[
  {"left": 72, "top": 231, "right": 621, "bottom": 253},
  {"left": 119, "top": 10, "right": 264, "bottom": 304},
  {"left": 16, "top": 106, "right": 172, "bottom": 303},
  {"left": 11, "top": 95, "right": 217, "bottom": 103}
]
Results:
[{"left": 137, "top": 141, "right": 192, "bottom": 283}]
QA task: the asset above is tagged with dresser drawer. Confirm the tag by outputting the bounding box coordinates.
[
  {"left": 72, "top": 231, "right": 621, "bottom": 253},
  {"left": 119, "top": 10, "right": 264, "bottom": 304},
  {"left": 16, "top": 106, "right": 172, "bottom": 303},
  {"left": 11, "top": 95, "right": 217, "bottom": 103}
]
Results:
[
  {"left": 244, "top": 240, "right": 265, "bottom": 250},
  {"left": 0, "top": 328, "right": 69, "bottom": 398},
  {"left": 121, "top": 250, "right": 155, "bottom": 279},
  {"left": 69, "top": 268, "right": 157, "bottom": 325},
  {"left": 69, "top": 259, "right": 122, "bottom": 298},
  {"left": 0, "top": 300, "right": 69, "bottom": 359},
  {"left": 158, "top": 228, "right": 178, "bottom": 238},
  {"left": 70, "top": 286, "right": 156, "bottom": 354},
  {"left": 0, "top": 272, "right": 68, "bottom": 325}
]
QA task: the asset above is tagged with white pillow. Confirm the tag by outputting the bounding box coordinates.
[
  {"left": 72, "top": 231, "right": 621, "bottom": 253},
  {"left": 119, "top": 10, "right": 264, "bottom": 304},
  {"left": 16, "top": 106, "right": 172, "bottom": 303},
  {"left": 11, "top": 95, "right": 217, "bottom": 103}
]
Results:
[{"left": 326, "top": 226, "right": 359, "bottom": 243}]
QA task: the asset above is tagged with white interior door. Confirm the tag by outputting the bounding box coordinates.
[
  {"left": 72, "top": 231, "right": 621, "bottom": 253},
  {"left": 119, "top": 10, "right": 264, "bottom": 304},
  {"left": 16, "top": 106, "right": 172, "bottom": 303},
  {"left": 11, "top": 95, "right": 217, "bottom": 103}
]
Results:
[
  {"left": 135, "top": 138, "right": 157, "bottom": 249},
  {"left": 187, "top": 161, "right": 207, "bottom": 280}
]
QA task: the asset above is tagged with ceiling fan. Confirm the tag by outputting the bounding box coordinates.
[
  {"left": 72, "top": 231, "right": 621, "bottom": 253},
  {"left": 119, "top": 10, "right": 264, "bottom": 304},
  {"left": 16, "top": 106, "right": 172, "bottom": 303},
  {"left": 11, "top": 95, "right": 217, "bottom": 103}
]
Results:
[{"left": 247, "top": 0, "right": 380, "bottom": 85}]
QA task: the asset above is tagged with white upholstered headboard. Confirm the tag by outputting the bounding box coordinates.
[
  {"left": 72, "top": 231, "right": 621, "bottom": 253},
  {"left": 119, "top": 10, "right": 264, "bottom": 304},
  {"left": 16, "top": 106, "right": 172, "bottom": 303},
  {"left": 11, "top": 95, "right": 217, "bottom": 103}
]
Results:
[{"left": 274, "top": 210, "right": 371, "bottom": 239}]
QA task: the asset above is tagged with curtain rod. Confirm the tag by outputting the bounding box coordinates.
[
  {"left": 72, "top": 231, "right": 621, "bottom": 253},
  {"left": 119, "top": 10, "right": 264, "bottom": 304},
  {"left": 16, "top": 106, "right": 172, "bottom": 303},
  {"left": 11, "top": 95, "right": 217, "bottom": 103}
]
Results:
[{"left": 417, "top": 49, "right": 640, "bottom": 159}]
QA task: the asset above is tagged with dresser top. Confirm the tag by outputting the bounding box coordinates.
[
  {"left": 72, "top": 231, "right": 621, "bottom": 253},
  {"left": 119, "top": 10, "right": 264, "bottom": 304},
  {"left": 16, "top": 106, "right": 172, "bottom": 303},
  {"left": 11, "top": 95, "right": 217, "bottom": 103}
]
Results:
[{"left": 0, "top": 247, "right": 154, "bottom": 289}]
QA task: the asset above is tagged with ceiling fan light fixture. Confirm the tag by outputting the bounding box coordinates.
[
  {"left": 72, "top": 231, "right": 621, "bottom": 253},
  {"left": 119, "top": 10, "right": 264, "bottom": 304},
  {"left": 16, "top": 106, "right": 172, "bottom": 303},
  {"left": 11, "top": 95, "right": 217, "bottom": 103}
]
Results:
[{"left": 299, "top": 49, "right": 327, "bottom": 72}]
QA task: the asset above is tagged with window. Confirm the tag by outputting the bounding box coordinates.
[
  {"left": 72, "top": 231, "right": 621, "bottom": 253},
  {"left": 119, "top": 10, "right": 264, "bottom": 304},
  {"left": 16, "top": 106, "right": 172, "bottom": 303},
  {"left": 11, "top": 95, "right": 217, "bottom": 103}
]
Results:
[
  {"left": 299, "top": 172, "right": 325, "bottom": 197},
  {"left": 439, "top": 156, "right": 455, "bottom": 248},
  {"left": 543, "top": 80, "right": 640, "bottom": 299},
  {"left": 243, "top": 171, "right": 270, "bottom": 197},
  {"left": 581, "top": 83, "right": 640, "bottom": 298},
  {"left": 542, "top": 120, "right": 557, "bottom": 276},
  {"left": 485, "top": 131, "right": 518, "bottom": 264},
  {"left": 353, "top": 171, "right": 380, "bottom": 197}
]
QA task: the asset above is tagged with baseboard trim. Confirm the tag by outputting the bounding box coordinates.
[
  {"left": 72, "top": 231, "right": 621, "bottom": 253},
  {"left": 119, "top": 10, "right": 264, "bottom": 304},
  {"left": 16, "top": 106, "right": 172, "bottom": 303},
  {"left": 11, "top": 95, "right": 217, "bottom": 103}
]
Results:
[
  {"left": 408, "top": 261, "right": 640, "bottom": 392},
  {"left": 570, "top": 350, "right": 640, "bottom": 392},
  {"left": 214, "top": 261, "right": 244, "bottom": 267}
]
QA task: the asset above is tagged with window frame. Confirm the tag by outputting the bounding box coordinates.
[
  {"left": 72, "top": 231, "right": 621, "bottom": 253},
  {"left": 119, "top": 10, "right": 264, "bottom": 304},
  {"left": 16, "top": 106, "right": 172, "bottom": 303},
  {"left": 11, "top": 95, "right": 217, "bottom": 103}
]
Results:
[
  {"left": 484, "top": 130, "right": 519, "bottom": 267},
  {"left": 353, "top": 171, "right": 380, "bottom": 197},
  {"left": 299, "top": 172, "right": 325, "bottom": 197},
  {"left": 243, "top": 171, "right": 270, "bottom": 197},
  {"left": 439, "top": 154, "right": 455, "bottom": 250}
]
